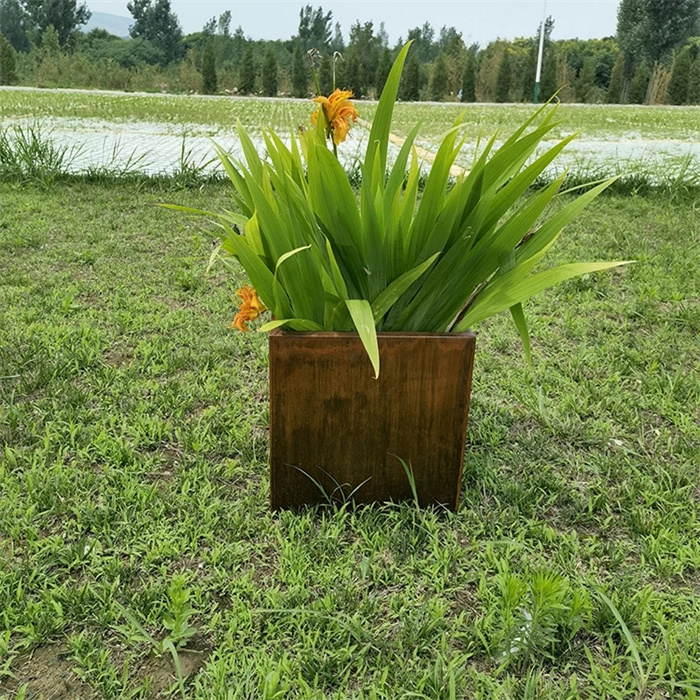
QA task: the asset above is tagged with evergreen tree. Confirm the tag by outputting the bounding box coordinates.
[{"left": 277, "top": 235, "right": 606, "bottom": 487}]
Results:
[
  {"left": 343, "top": 51, "right": 360, "bottom": 94},
  {"left": 375, "top": 47, "right": 392, "bottom": 96},
  {"left": 539, "top": 47, "right": 557, "bottom": 101},
  {"left": 330, "top": 21, "right": 344, "bottom": 53},
  {"left": 346, "top": 21, "right": 378, "bottom": 96},
  {"left": 687, "top": 53, "right": 700, "bottom": 104},
  {"left": 628, "top": 60, "right": 650, "bottom": 103},
  {"left": 606, "top": 53, "right": 624, "bottom": 103},
  {"left": 319, "top": 51, "right": 332, "bottom": 94},
  {"left": 239, "top": 44, "right": 256, "bottom": 94},
  {"left": 201, "top": 39, "right": 217, "bottom": 94},
  {"left": 127, "top": 0, "right": 183, "bottom": 65},
  {"left": 400, "top": 51, "right": 421, "bottom": 101},
  {"left": 461, "top": 53, "right": 476, "bottom": 102},
  {"left": 0, "top": 0, "right": 29, "bottom": 52},
  {"left": 262, "top": 45, "right": 278, "bottom": 96},
  {"left": 495, "top": 49, "right": 511, "bottom": 102},
  {"left": 297, "top": 4, "right": 332, "bottom": 50},
  {"left": 291, "top": 42, "right": 308, "bottom": 97},
  {"left": 430, "top": 53, "right": 448, "bottom": 101},
  {"left": 0, "top": 33, "right": 18, "bottom": 85},
  {"left": 668, "top": 48, "right": 692, "bottom": 104},
  {"left": 574, "top": 56, "right": 597, "bottom": 102}
]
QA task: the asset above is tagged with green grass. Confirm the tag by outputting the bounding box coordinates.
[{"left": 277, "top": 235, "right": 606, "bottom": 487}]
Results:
[
  {"left": 1, "top": 181, "right": 699, "bottom": 699},
  {"left": 2, "top": 88, "right": 700, "bottom": 141}
]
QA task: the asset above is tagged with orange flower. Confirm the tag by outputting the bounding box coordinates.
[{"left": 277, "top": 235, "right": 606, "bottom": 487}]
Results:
[
  {"left": 230, "top": 284, "right": 267, "bottom": 332},
  {"left": 311, "top": 88, "right": 359, "bottom": 146}
]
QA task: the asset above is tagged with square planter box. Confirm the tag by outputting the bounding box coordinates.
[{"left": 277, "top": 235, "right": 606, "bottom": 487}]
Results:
[{"left": 269, "top": 330, "right": 476, "bottom": 510}]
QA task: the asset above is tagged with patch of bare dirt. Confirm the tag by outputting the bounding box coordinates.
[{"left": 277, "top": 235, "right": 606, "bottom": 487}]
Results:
[
  {"left": 0, "top": 643, "right": 94, "bottom": 700},
  {"left": 134, "top": 644, "right": 208, "bottom": 698}
]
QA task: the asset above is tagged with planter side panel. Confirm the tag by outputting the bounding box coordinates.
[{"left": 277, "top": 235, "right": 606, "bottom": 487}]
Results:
[{"left": 269, "top": 332, "right": 475, "bottom": 510}]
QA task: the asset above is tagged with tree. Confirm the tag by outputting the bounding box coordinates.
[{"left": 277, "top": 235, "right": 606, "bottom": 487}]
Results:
[
  {"left": 688, "top": 51, "right": 700, "bottom": 104},
  {"left": 375, "top": 47, "right": 392, "bottom": 96},
  {"left": 606, "top": 53, "right": 624, "bottom": 103},
  {"left": 23, "top": 0, "right": 91, "bottom": 49},
  {"left": 346, "top": 21, "right": 378, "bottom": 96},
  {"left": 127, "top": 0, "right": 184, "bottom": 65},
  {"left": 430, "top": 53, "right": 448, "bottom": 101},
  {"left": 668, "top": 48, "right": 692, "bottom": 104},
  {"left": 645, "top": 0, "right": 700, "bottom": 63},
  {"left": 574, "top": 56, "right": 597, "bottom": 102},
  {"left": 628, "top": 60, "right": 650, "bottom": 103},
  {"left": 539, "top": 46, "right": 557, "bottom": 101},
  {"left": 400, "top": 50, "right": 421, "bottom": 101},
  {"left": 318, "top": 51, "right": 332, "bottom": 94},
  {"left": 617, "top": 0, "right": 700, "bottom": 71},
  {"left": 297, "top": 4, "right": 332, "bottom": 50},
  {"left": 201, "top": 39, "right": 217, "bottom": 94},
  {"left": 0, "top": 0, "right": 29, "bottom": 52},
  {"left": 239, "top": 44, "right": 256, "bottom": 94},
  {"left": 330, "top": 21, "right": 344, "bottom": 53},
  {"left": 291, "top": 42, "right": 308, "bottom": 97},
  {"left": 262, "top": 45, "right": 278, "bottom": 96},
  {"left": 495, "top": 49, "right": 511, "bottom": 102},
  {"left": 461, "top": 52, "right": 476, "bottom": 102},
  {"left": 0, "top": 33, "right": 18, "bottom": 84}
]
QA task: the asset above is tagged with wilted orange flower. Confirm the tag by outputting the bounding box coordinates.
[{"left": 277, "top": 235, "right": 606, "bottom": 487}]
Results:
[
  {"left": 311, "top": 89, "right": 359, "bottom": 146},
  {"left": 230, "top": 284, "right": 267, "bottom": 332}
]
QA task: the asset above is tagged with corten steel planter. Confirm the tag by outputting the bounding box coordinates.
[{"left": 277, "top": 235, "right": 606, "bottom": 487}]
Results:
[{"left": 268, "top": 330, "right": 476, "bottom": 510}]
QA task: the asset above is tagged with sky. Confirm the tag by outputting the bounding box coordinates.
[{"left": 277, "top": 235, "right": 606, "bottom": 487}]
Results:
[{"left": 85, "top": 0, "right": 620, "bottom": 46}]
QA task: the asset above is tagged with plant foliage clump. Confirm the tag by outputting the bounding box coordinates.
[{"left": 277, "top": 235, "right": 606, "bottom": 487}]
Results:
[{"left": 177, "top": 43, "right": 628, "bottom": 376}]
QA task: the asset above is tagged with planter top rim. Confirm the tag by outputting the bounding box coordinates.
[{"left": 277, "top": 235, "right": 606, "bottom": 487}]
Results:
[{"left": 269, "top": 329, "right": 476, "bottom": 340}]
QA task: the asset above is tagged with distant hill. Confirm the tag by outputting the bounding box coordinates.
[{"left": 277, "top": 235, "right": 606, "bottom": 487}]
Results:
[{"left": 83, "top": 12, "right": 132, "bottom": 38}]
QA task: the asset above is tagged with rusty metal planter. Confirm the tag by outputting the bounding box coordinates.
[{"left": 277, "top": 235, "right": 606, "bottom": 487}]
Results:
[{"left": 268, "top": 330, "right": 476, "bottom": 510}]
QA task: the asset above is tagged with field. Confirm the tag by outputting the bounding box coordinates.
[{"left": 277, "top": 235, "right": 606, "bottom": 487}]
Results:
[
  {"left": 2, "top": 87, "right": 700, "bottom": 182},
  {"left": 1, "top": 87, "right": 700, "bottom": 698}
]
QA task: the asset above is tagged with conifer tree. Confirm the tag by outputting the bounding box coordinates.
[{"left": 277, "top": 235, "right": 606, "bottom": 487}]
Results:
[
  {"left": 375, "top": 47, "right": 392, "bottom": 96},
  {"left": 262, "top": 45, "right": 278, "bottom": 96},
  {"left": 668, "top": 48, "right": 692, "bottom": 104},
  {"left": 461, "top": 53, "right": 476, "bottom": 102},
  {"left": 0, "top": 33, "right": 18, "bottom": 85},
  {"left": 201, "top": 39, "right": 217, "bottom": 94},
  {"left": 239, "top": 44, "right": 256, "bottom": 94},
  {"left": 540, "top": 47, "right": 557, "bottom": 101},
  {"left": 628, "top": 60, "right": 650, "bottom": 103},
  {"left": 400, "top": 51, "right": 421, "bottom": 101},
  {"left": 319, "top": 52, "right": 333, "bottom": 94},
  {"left": 291, "top": 42, "right": 308, "bottom": 97},
  {"left": 606, "top": 54, "right": 624, "bottom": 103},
  {"left": 687, "top": 53, "right": 700, "bottom": 104},
  {"left": 495, "top": 49, "right": 511, "bottom": 102},
  {"left": 430, "top": 53, "right": 448, "bottom": 101}
]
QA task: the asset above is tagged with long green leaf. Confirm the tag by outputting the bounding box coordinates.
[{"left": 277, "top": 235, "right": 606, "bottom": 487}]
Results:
[
  {"left": 454, "top": 261, "right": 632, "bottom": 330},
  {"left": 364, "top": 42, "right": 412, "bottom": 193},
  {"left": 371, "top": 253, "right": 440, "bottom": 322},
  {"left": 346, "top": 299, "right": 380, "bottom": 379},
  {"left": 509, "top": 303, "right": 532, "bottom": 366}
]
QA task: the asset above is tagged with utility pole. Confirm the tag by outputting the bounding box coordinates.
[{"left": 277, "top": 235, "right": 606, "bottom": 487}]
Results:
[{"left": 533, "top": 0, "right": 548, "bottom": 103}]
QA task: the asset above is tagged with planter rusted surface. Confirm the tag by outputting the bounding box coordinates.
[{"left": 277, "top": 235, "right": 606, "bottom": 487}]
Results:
[{"left": 269, "top": 330, "right": 476, "bottom": 510}]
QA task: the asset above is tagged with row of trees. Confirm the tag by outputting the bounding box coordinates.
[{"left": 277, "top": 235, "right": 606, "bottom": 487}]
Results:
[{"left": 1, "top": 0, "right": 700, "bottom": 105}]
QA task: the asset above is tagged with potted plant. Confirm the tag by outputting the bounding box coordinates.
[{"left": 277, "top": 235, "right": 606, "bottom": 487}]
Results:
[{"left": 173, "top": 43, "right": 628, "bottom": 510}]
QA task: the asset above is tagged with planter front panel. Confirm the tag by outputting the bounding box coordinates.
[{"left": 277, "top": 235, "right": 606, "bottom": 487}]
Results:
[{"left": 269, "top": 331, "right": 475, "bottom": 510}]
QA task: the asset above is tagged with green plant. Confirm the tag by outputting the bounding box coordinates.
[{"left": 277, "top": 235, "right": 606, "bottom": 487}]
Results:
[
  {"left": 201, "top": 39, "right": 217, "bottom": 95},
  {"left": 175, "top": 42, "right": 628, "bottom": 377},
  {"left": 113, "top": 576, "right": 198, "bottom": 697}
]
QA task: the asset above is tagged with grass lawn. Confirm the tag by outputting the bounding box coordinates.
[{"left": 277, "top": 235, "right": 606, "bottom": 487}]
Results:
[{"left": 1, "top": 180, "right": 699, "bottom": 699}]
